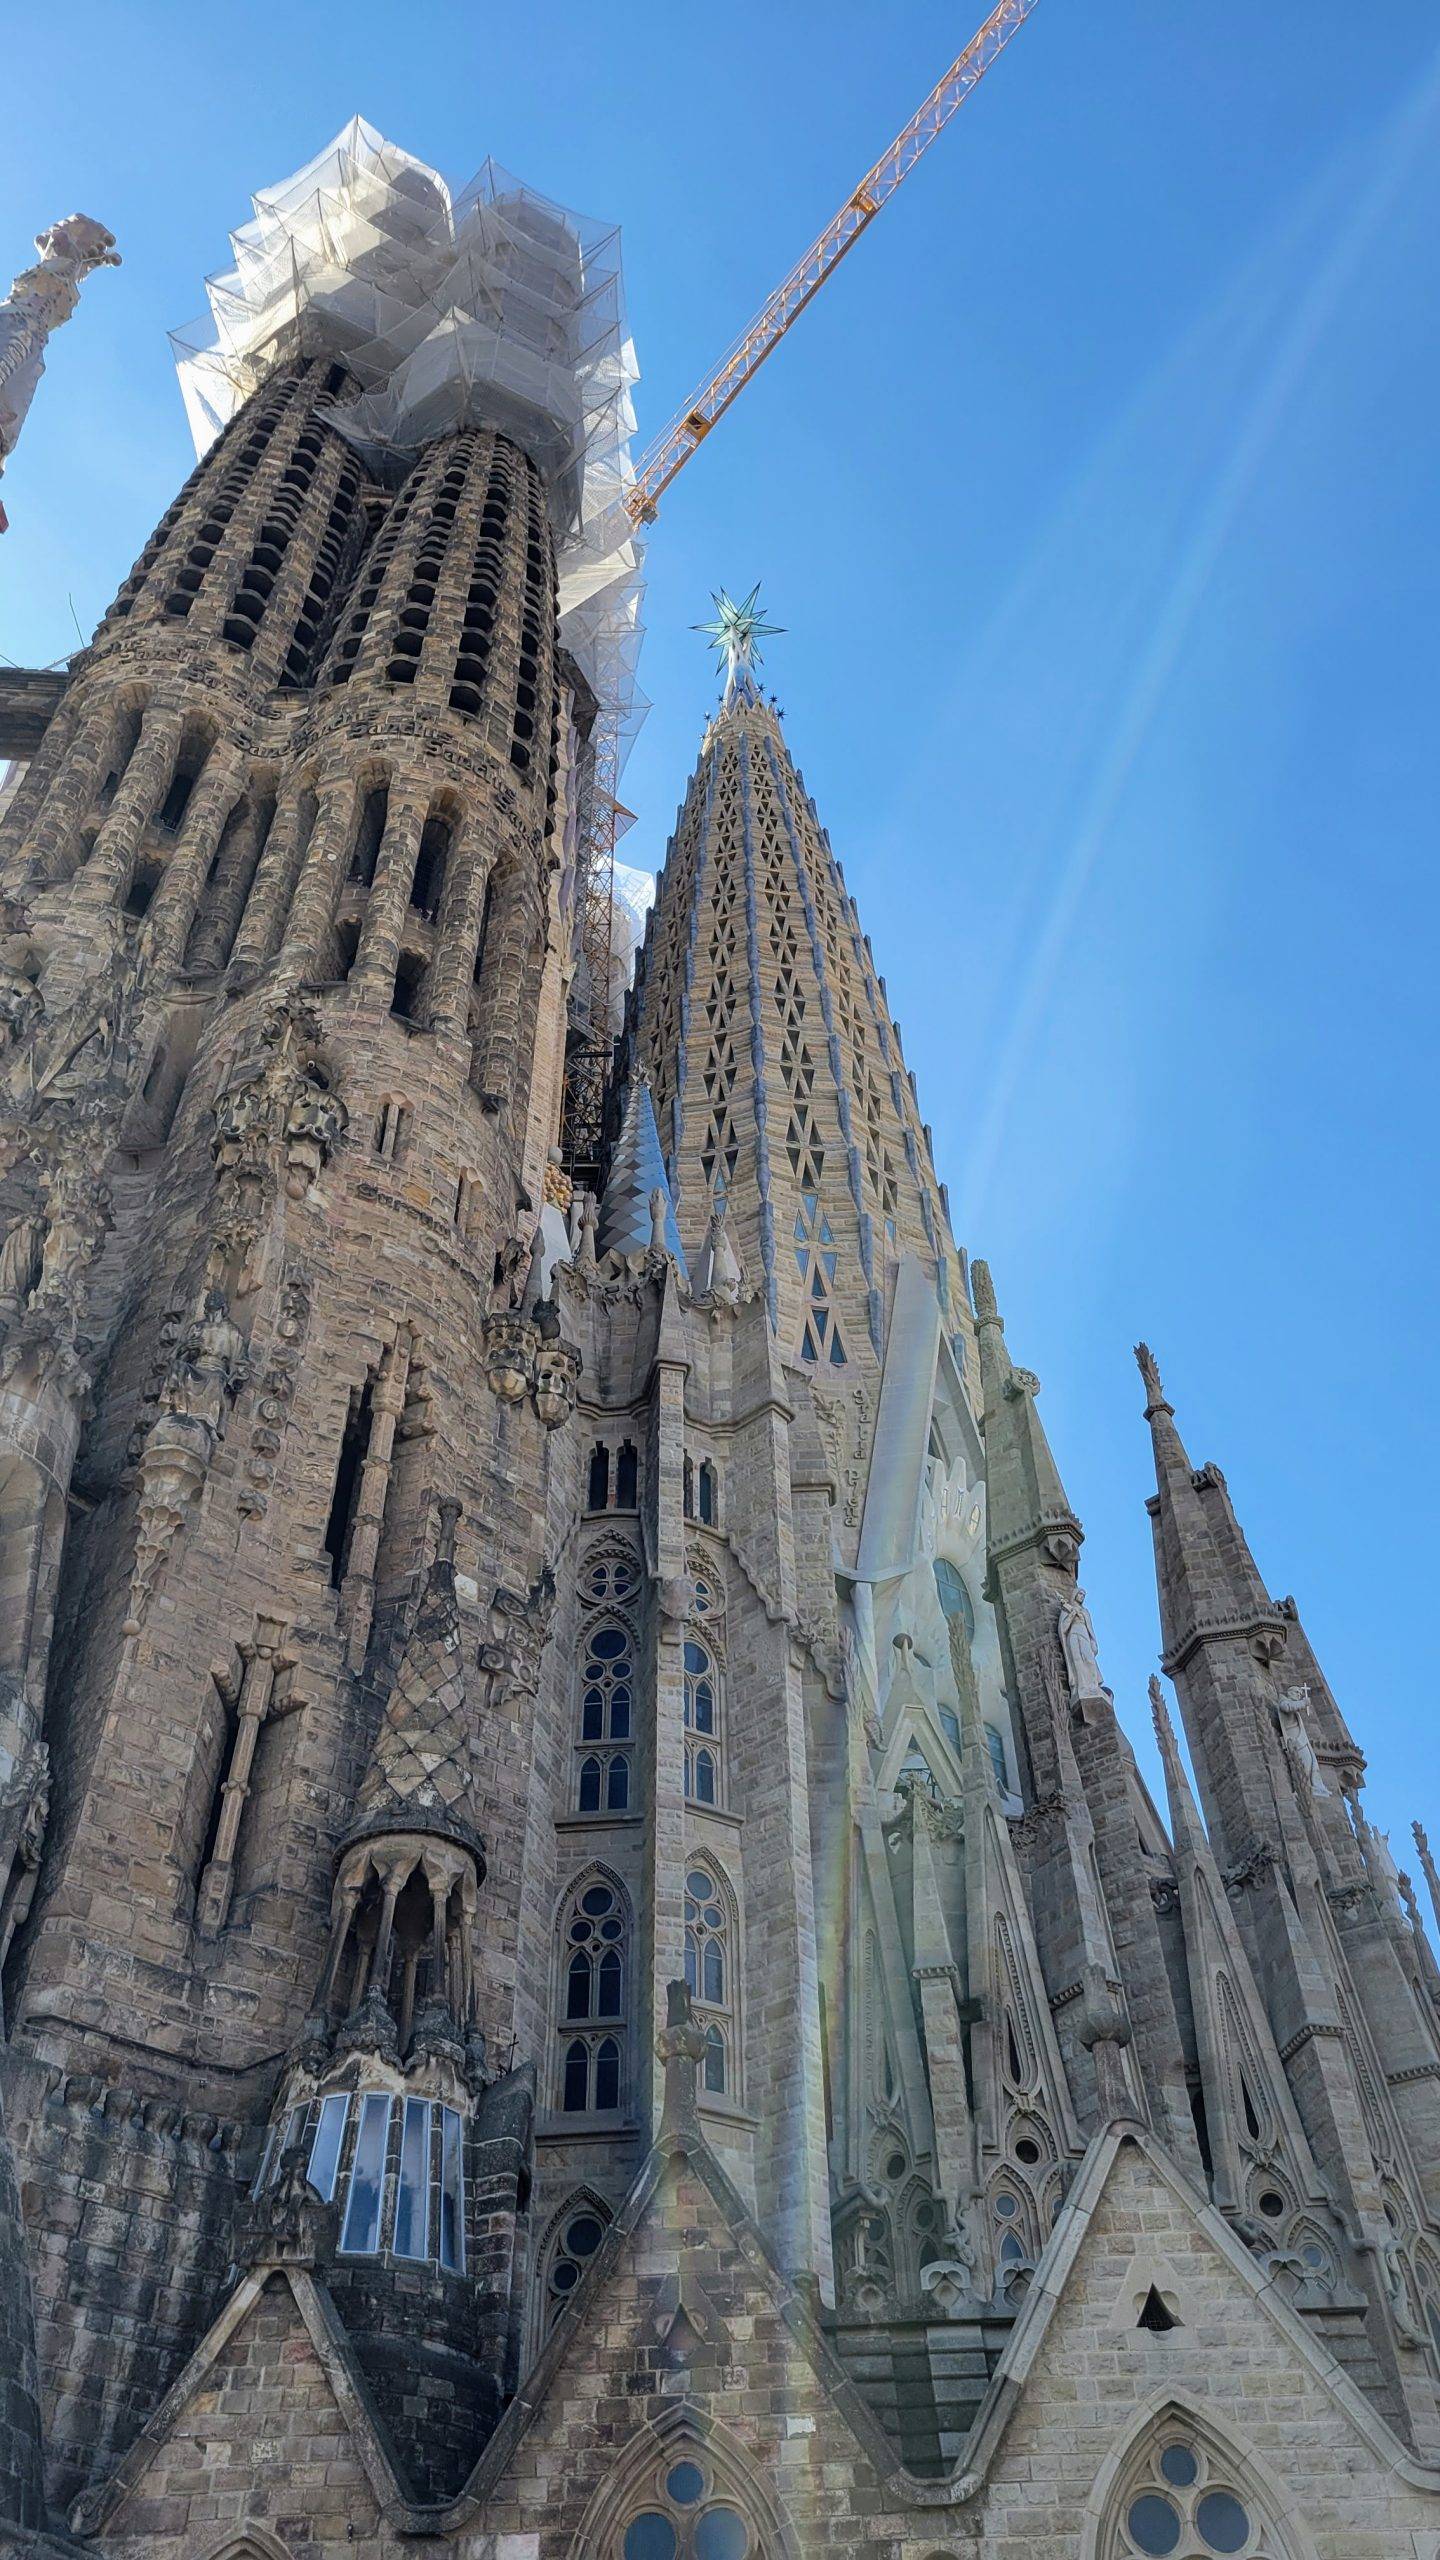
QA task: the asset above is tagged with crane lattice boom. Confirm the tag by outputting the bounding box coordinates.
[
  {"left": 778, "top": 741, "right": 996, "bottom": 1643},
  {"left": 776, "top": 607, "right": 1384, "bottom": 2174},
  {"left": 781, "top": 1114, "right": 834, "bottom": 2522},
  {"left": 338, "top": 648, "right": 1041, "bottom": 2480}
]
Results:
[
  {"left": 564, "top": 0, "right": 1040, "bottom": 1178},
  {"left": 624, "top": 0, "right": 1043, "bottom": 527}
]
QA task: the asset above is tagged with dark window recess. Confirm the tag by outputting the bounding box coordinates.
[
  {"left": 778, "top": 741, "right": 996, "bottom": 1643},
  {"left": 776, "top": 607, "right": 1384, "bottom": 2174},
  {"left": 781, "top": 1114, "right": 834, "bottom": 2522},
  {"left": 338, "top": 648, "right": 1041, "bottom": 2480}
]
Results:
[
  {"left": 682, "top": 1455, "right": 695, "bottom": 1520},
  {"left": 123, "top": 862, "right": 162, "bottom": 921},
  {"left": 391, "top": 951, "right": 426, "bottom": 1022},
  {"left": 614, "top": 1441, "right": 638, "bottom": 1508},
  {"left": 697, "top": 1459, "right": 716, "bottom": 1526},
  {"left": 1189, "top": 2081, "right": 1214, "bottom": 2179},
  {"left": 1136, "top": 2286, "right": 1179, "bottom": 2333},
  {"left": 158, "top": 770, "right": 196, "bottom": 833},
  {"left": 332, "top": 919, "right": 361, "bottom": 985},
  {"left": 325, "top": 1377, "right": 376, "bottom": 1586},
  {"left": 410, "top": 816, "right": 450, "bottom": 919},
  {"left": 587, "top": 1443, "right": 610, "bottom": 1511},
  {"left": 350, "top": 785, "right": 388, "bottom": 885}
]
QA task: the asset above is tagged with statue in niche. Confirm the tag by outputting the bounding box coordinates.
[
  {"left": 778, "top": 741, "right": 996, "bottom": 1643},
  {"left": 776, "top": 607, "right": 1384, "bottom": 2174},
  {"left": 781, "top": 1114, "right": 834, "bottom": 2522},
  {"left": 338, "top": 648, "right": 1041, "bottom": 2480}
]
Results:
[
  {"left": 0, "top": 1738, "right": 50, "bottom": 1967},
  {"left": 160, "top": 1290, "right": 248, "bottom": 1437},
  {"left": 0, "top": 1211, "right": 44, "bottom": 1326},
  {"left": 1057, "top": 1585, "right": 1107, "bottom": 1704},
  {"left": 1274, "top": 1683, "right": 1329, "bottom": 1800}
]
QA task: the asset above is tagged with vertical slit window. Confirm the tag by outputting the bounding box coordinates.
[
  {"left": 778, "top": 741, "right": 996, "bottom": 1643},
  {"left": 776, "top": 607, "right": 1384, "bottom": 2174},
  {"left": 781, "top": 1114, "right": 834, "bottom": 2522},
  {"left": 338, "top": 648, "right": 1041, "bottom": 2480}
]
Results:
[
  {"left": 308, "top": 2093, "right": 349, "bottom": 2203},
  {"left": 393, "top": 2095, "right": 431, "bottom": 2260},
  {"left": 340, "top": 2092, "right": 391, "bottom": 2253},
  {"left": 438, "top": 2105, "right": 465, "bottom": 2272}
]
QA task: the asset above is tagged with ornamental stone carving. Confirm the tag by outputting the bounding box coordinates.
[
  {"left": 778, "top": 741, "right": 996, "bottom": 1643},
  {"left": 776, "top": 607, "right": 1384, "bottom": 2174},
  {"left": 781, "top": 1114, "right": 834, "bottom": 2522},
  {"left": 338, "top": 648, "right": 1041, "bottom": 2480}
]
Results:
[
  {"left": 125, "top": 1290, "right": 248, "bottom": 1632},
  {"left": 481, "top": 1309, "right": 535, "bottom": 1402},
  {"left": 0, "top": 214, "right": 120, "bottom": 527},
  {"left": 532, "top": 1335, "right": 581, "bottom": 1427},
  {"left": 1057, "top": 1585, "right": 1108, "bottom": 1707}
]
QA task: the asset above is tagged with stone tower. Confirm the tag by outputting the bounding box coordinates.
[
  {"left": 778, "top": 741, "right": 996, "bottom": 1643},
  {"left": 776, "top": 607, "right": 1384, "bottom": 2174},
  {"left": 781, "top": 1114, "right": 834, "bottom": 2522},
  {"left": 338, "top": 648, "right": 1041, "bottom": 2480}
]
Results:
[{"left": 2, "top": 122, "right": 1440, "bottom": 2560}]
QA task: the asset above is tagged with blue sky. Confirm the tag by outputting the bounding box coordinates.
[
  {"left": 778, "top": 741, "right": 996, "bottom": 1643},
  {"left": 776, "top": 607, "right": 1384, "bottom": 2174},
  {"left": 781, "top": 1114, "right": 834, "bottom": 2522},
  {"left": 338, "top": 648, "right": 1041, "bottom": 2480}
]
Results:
[{"left": 4, "top": 2, "right": 1438, "bottom": 1859}]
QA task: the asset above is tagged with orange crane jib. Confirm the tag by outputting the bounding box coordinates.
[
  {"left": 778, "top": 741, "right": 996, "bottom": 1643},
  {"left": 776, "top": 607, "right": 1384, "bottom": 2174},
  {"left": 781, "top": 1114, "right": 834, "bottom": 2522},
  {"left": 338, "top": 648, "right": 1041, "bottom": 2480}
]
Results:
[
  {"left": 624, "top": 0, "right": 1043, "bottom": 528},
  {"left": 563, "top": 0, "right": 1041, "bottom": 1175}
]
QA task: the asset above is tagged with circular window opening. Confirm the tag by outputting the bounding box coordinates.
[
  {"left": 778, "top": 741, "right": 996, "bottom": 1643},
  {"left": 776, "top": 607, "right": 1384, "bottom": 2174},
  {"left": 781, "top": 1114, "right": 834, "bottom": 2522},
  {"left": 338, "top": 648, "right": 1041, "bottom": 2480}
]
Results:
[
  {"left": 666, "top": 2462, "right": 705, "bottom": 2508},
  {"left": 1015, "top": 2137, "right": 1042, "bottom": 2166},
  {"left": 1158, "top": 2442, "right": 1198, "bottom": 2489},
  {"left": 885, "top": 2152, "right": 907, "bottom": 2181},
  {"left": 694, "top": 2511, "right": 748, "bottom": 2560},
  {"left": 624, "top": 2517, "right": 677, "bottom": 2560},
  {"left": 1126, "top": 2493, "right": 1181, "bottom": 2557},
  {"left": 1257, "top": 2189, "right": 1285, "bottom": 2219},
  {"left": 1195, "top": 2490, "right": 1251, "bottom": 2553}
]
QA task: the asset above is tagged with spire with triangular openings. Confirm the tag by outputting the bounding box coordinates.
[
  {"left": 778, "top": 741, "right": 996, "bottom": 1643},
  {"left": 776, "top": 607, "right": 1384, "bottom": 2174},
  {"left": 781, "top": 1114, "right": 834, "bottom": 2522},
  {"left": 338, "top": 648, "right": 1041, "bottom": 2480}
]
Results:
[{"left": 626, "top": 599, "right": 965, "bottom": 1384}]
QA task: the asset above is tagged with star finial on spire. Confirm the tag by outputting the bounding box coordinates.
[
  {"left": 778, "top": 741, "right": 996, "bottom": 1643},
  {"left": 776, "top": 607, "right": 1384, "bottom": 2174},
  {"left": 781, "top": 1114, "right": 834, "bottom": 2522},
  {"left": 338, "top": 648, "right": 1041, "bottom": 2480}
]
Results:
[{"left": 694, "top": 583, "right": 784, "bottom": 696}]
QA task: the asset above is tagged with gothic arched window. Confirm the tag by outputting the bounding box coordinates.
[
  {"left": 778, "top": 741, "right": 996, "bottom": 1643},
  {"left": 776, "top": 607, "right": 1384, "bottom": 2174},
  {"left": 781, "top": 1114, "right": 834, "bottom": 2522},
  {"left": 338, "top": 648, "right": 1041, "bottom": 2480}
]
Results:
[
  {"left": 559, "top": 1878, "right": 628, "bottom": 2115},
  {"left": 615, "top": 2449, "right": 767, "bottom": 2560},
  {"left": 541, "top": 2194, "right": 611, "bottom": 2329},
  {"left": 684, "top": 1639, "right": 721, "bottom": 1807},
  {"left": 684, "top": 1864, "right": 735, "bottom": 2097},
  {"left": 1105, "top": 2418, "right": 1287, "bottom": 2558},
  {"left": 576, "top": 1620, "right": 633, "bottom": 1814}
]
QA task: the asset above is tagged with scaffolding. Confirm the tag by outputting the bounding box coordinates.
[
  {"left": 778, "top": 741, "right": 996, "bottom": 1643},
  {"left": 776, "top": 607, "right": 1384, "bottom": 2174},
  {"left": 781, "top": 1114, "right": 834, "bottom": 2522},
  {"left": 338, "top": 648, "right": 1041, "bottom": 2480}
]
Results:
[{"left": 171, "top": 118, "right": 645, "bottom": 1169}]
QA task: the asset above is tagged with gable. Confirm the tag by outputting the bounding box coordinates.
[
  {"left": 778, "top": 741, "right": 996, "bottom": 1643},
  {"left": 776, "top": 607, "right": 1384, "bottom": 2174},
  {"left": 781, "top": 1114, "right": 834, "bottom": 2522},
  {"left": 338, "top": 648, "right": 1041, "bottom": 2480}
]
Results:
[
  {"left": 72, "top": 2270, "right": 389, "bottom": 2553},
  {"left": 467, "top": 2143, "right": 909, "bottom": 2555},
  {"left": 973, "top": 2134, "right": 1440, "bottom": 2559}
]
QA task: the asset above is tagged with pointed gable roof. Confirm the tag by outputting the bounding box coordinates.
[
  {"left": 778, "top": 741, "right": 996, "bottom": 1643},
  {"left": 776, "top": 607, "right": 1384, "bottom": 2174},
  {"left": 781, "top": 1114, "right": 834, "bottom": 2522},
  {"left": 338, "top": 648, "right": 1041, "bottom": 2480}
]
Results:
[{"left": 348, "top": 1497, "right": 483, "bottom": 1858}]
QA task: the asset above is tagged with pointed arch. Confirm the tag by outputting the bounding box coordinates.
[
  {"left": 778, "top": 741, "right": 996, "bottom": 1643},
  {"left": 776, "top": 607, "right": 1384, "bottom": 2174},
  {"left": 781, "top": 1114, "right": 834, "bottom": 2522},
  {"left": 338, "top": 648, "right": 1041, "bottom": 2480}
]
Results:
[
  {"left": 199, "top": 2531, "right": 294, "bottom": 2560},
  {"left": 570, "top": 2402, "right": 801, "bottom": 2560},
  {"left": 553, "top": 1864, "right": 633, "bottom": 2116},
  {"left": 1083, "top": 2394, "right": 1311, "bottom": 2560},
  {"left": 683, "top": 1854, "right": 741, "bottom": 2101},
  {"left": 532, "top": 2183, "right": 614, "bottom": 2354}
]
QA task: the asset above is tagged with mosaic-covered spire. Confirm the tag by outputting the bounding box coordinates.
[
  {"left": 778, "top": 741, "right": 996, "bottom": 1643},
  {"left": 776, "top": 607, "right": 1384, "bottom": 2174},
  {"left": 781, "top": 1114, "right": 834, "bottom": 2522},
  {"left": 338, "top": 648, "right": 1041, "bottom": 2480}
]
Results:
[{"left": 595, "top": 1073, "right": 688, "bottom": 1272}]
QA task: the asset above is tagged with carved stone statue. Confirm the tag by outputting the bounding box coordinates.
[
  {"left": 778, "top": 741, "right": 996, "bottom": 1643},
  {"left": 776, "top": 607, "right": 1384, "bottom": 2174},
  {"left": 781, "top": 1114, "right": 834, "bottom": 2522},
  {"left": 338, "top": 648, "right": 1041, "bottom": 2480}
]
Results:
[
  {"left": 647, "top": 1185, "right": 669, "bottom": 1257},
  {"left": 1057, "top": 1585, "right": 1107, "bottom": 1705},
  {"left": 0, "top": 215, "right": 120, "bottom": 528},
  {"left": 0, "top": 1211, "right": 44, "bottom": 1325},
  {"left": 1274, "top": 1683, "right": 1329, "bottom": 1800},
  {"left": 126, "top": 1290, "right": 248, "bottom": 1633},
  {"left": 161, "top": 1291, "right": 249, "bottom": 1437},
  {"left": 282, "top": 1071, "right": 346, "bottom": 1196},
  {"left": 0, "top": 1738, "right": 50, "bottom": 1968}
]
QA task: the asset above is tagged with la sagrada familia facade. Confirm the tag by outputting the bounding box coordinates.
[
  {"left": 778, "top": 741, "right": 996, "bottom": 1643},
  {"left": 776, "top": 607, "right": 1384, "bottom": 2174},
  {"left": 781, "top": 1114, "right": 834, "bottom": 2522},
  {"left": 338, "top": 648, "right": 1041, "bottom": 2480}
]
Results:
[{"left": 1, "top": 125, "right": 1439, "bottom": 2560}]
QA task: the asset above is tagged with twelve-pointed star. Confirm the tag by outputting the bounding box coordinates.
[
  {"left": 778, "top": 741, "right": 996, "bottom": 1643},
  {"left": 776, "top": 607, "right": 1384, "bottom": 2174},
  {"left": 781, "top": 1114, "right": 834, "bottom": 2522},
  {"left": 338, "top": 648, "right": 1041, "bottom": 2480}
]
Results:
[{"left": 694, "top": 583, "right": 785, "bottom": 681}]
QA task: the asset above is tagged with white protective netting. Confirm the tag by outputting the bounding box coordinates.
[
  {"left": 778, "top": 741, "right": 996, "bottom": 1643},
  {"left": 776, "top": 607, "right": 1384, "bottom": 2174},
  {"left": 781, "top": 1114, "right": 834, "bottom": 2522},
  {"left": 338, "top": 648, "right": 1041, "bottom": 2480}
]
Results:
[{"left": 169, "top": 117, "right": 645, "bottom": 769}]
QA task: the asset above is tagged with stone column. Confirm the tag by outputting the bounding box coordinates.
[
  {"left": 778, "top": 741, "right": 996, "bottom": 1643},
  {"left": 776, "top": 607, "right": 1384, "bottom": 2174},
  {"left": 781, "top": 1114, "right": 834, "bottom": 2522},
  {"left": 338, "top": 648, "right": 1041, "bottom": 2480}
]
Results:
[
  {"left": 228, "top": 781, "right": 314, "bottom": 973},
  {"left": 342, "top": 1329, "right": 413, "bottom": 1669},
  {"left": 70, "top": 703, "right": 182, "bottom": 912},
  {"left": 277, "top": 774, "right": 358, "bottom": 980},
  {"left": 193, "top": 1616, "right": 288, "bottom": 1935},
  {"left": 184, "top": 789, "right": 275, "bottom": 975},
  {"left": 353, "top": 790, "right": 429, "bottom": 1007},
  {"left": 426, "top": 810, "right": 496, "bottom": 1035},
  {"left": 142, "top": 749, "right": 247, "bottom": 973}
]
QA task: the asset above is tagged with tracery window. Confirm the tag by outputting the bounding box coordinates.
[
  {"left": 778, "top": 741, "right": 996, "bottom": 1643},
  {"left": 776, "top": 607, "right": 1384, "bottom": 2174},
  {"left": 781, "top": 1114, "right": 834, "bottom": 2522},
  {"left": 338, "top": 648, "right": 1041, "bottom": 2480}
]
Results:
[
  {"left": 542, "top": 2195, "right": 610, "bottom": 2328},
  {"left": 1108, "top": 2425, "right": 1284, "bottom": 2558},
  {"left": 684, "top": 1864, "right": 734, "bottom": 2097},
  {"left": 576, "top": 1620, "right": 633, "bottom": 1814},
  {"left": 560, "top": 1878, "right": 627, "bottom": 2114},
  {"left": 616, "top": 2450, "right": 765, "bottom": 2560},
  {"left": 794, "top": 1191, "right": 846, "bottom": 1367},
  {"left": 683, "top": 1639, "right": 721, "bottom": 1807}
]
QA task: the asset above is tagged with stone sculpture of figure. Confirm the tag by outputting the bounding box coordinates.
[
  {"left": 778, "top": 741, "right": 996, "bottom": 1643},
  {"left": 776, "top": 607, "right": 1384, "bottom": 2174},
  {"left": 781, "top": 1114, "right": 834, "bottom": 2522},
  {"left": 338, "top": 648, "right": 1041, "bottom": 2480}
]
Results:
[
  {"left": 1274, "top": 1683, "right": 1329, "bottom": 1800},
  {"left": 648, "top": 1185, "right": 669, "bottom": 1257},
  {"left": 491, "top": 1228, "right": 531, "bottom": 1311},
  {"left": 11, "top": 929, "right": 139, "bottom": 1110},
  {"left": 0, "top": 215, "right": 120, "bottom": 527},
  {"left": 161, "top": 1291, "right": 248, "bottom": 1440},
  {"left": 0, "top": 1211, "right": 44, "bottom": 1325},
  {"left": 1057, "top": 1585, "right": 1107, "bottom": 1704},
  {"left": 0, "top": 1739, "right": 51, "bottom": 1969},
  {"left": 575, "top": 1190, "right": 599, "bottom": 1271}
]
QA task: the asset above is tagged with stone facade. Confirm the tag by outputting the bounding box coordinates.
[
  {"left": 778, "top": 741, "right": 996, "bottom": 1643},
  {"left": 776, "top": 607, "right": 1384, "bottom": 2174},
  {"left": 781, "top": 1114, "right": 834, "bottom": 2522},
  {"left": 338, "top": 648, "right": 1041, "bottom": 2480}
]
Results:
[{"left": 0, "top": 180, "right": 1439, "bottom": 2560}]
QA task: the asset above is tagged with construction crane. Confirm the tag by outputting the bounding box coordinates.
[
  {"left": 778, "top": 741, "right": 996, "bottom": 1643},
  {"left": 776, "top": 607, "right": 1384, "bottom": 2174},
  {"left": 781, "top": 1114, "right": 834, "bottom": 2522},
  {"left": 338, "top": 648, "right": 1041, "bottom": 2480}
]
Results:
[{"left": 563, "top": 0, "right": 1042, "bottom": 1180}]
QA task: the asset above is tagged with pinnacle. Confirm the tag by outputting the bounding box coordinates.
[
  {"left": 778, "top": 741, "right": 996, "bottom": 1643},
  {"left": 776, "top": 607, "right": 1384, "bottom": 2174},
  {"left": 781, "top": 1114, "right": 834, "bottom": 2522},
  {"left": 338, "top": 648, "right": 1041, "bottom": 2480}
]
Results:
[{"left": 1134, "top": 1341, "right": 1171, "bottom": 1416}]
